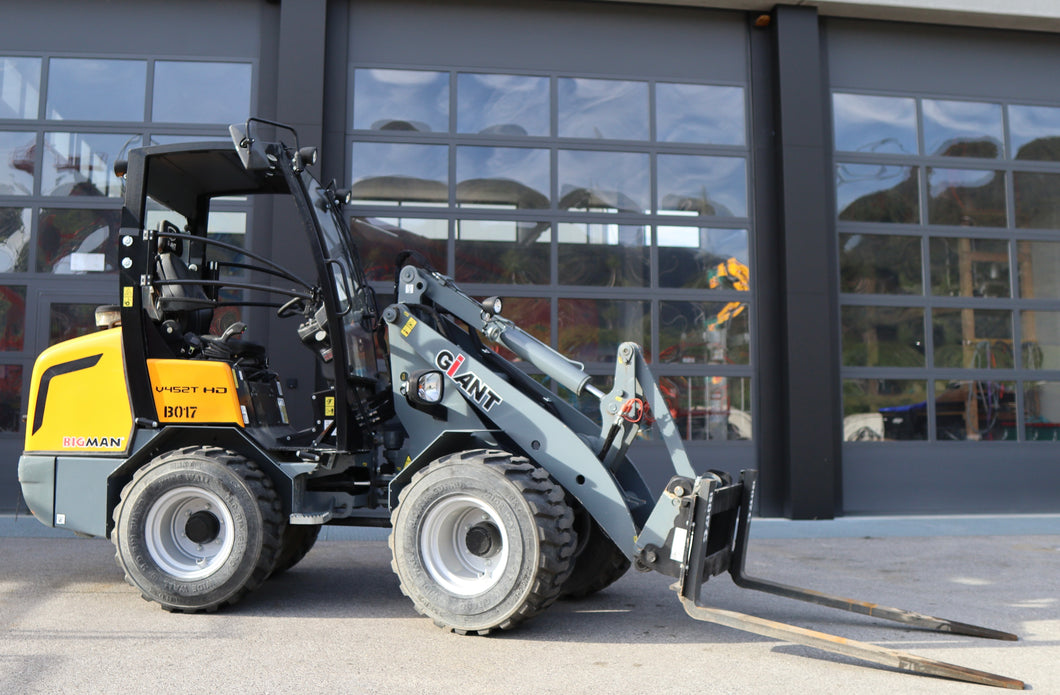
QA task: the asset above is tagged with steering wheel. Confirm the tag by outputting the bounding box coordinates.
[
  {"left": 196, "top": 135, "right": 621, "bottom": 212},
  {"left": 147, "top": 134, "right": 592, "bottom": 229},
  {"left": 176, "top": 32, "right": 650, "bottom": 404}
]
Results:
[{"left": 276, "top": 295, "right": 308, "bottom": 318}]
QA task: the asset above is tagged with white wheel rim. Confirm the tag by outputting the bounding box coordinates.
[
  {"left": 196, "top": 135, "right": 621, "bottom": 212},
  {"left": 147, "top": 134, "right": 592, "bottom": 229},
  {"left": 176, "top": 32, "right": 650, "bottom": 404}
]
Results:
[
  {"left": 144, "top": 486, "right": 236, "bottom": 580},
  {"left": 419, "top": 494, "right": 509, "bottom": 597}
]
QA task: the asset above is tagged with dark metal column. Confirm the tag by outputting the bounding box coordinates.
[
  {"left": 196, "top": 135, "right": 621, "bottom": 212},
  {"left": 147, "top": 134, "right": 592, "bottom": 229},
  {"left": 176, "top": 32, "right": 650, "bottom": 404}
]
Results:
[{"left": 770, "top": 5, "right": 842, "bottom": 519}]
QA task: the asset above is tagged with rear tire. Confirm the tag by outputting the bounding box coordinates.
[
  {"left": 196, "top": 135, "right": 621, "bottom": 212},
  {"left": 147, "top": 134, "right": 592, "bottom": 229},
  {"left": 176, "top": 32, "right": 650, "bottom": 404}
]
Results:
[
  {"left": 112, "top": 446, "right": 283, "bottom": 612},
  {"left": 389, "top": 449, "right": 576, "bottom": 634},
  {"left": 271, "top": 524, "right": 321, "bottom": 576}
]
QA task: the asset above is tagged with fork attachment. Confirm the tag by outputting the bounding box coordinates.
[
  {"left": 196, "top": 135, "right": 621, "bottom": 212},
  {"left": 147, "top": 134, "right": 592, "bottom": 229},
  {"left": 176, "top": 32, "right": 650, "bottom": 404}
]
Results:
[{"left": 671, "top": 470, "right": 1024, "bottom": 690}]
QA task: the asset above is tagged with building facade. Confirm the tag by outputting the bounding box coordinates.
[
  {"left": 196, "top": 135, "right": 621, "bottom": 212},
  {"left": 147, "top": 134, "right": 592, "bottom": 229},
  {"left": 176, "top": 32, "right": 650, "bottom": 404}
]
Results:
[{"left": 1, "top": 0, "right": 1057, "bottom": 517}]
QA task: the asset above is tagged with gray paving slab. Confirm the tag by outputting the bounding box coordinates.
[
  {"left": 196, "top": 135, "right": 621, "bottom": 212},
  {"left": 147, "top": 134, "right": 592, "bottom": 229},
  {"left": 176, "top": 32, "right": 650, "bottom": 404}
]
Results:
[{"left": 1, "top": 531, "right": 1056, "bottom": 694}]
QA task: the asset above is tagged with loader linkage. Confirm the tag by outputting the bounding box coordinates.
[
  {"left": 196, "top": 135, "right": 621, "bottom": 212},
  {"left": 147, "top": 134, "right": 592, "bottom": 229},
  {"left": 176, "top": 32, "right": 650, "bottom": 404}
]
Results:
[{"left": 670, "top": 469, "right": 1023, "bottom": 689}]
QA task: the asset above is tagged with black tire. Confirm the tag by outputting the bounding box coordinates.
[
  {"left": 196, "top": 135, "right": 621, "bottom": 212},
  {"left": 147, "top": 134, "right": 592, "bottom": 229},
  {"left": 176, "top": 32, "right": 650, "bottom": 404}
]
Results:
[
  {"left": 560, "top": 514, "right": 631, "bottom": 600},
  {"left": 271, "top": 524, "right": 321, "bottom": 576},
  {"left": 112, "top": 446, "right": 284, "bottom": 612},
  {"left": 389, "top": 449, "right": 576, "bottom": 635}
]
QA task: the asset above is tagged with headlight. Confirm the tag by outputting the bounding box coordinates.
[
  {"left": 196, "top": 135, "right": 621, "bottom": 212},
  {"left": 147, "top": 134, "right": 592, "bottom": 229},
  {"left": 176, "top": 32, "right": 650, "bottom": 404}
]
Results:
[{"left": 413, "top": 371, "right": 443, "bottom": 404}]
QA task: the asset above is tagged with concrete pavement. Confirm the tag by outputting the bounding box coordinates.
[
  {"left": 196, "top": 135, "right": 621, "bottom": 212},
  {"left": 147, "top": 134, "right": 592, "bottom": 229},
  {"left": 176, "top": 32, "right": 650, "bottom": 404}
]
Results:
[{"left": 1, "top": 521, "right": 1056, "bottom": 694}]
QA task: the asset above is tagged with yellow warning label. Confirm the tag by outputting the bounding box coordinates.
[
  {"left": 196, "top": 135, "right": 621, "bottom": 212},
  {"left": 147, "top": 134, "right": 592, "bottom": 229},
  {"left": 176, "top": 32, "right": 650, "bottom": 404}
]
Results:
[
  {"left": 122, "top": 286, "right": 134, "bottom": 307},
  {"left": 324, "top": 396, "right": 335, "bottom": 417},
  {"left": 401, "top": 317, "right": 417, "bottom": 337}
]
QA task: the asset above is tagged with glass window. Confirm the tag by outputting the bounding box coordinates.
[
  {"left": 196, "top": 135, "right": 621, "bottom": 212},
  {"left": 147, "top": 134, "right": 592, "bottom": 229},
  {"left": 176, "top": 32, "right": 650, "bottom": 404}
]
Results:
[
  {"left": 557, "top": 298, "right": 649, "bottom": 363},
  {"left": 558, "top": 150, "right": 649, "bottom": 214},
  {"left": 841, "top": 306, "right": 925, "bottom": 367},
  {"left": 843, "top": 379, "right": 927, "bottom": 441},
  {"left": 557, "top": 78, "right": 648, "bottom": 141},
  {"left": 929, "top": 237, "right": 1010, "bottom": 298},
  {"left": 456, "top": 220, "right": 549, "bottom": 285},
  {"left": 1017, "top": 240, "right": 1060, "bottom": 299},
  {"left": 557, "top": 222, "right": 648, "bottom": 287},
  {"left": 0, "top": 57, "right": 40, "bottom": 119},
  {"left": 659, "top": 375, "right": 752, "bottom": 441},
  {"left": 932, "top": 309, "right": 1013, "bottom": 368},
  {"left": 349, "top": 216, "right": 447, "bottom": 281},
  {"left": 36, "top": 208, "right": 120, "bottom": 274},
  {"left": 935, "top": 379, "right": 1015, "bottom": 441},
  {"left": 1024, "top": 380, "right": 1060, "bottom": 440},
  {"left": 46, "top": 58, "right": 146, "bottom": 122},
  {"left": 657, "top": 227, "right": 749, "bottom": 290},
  {"left": 350, "top": 142, "right": 448, "bottom": 206},
  {"left": 0, "top": 364, "right": 22, "bottom": 432},
  {"left": 352, "top": 69, "right": 448, "bottom": 133},
  {"left": 0, "top": 208, "right": 30, "bottom": 273},
  {"left": 839, "top": 233, "right": 922, "bottom": 295},
  {"left": 656, "top": 83, "right": 745, "bottom": 146},
  {"left": 0, "top": 131, "right": 35, "bottom": 195},
  {"left": 927, "top": 168, "right": 1005, "bottom": 227},
  {"left": 152, "top": 61, "right": 252, "bottom": 124},
  {"left": 0, "top": 285, "right": 26, "bottom": 351},
  {"left": 658, "top": 300, "right": 750, "bottom": 365},
  {"left": 49, "top": 302, "right": 99, "bottom": 346},
  {"left": 455, "top": 146, "right": 549, "bottom": 209},
  {"left": 1013, "top": 172, "right": 1060, "bottom": 230},
  {"left": 836, "top": 164, "right": 919, "bottom": 224},
  {"left": 832, "top": 93, "right": 917, "bottom": 155},
  {"left": 42, "top": 132, "right": 137, "bottom": 197},
  {"left": 1020, "top": 311, "right": 1060, "bottom": 370},
  {"left": 657, "top": 154, "right": 746, "bottom": 217},
  {"left": 922, "top": 99, "right": 1004, "bottom": 158},
  {"left": 1008, "top": 105, "right": 1060, "bottom": 162},
  {"left": 457, "top": 73, "right": 549, "bottom": 137}
]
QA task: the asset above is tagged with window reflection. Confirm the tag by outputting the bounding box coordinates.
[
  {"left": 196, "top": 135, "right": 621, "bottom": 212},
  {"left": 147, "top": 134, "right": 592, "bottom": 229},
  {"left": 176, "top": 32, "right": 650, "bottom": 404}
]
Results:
[
  {"left": 456, "top": 220, "right": 550, "bottom": 285},
  {"left": 36, "top": 208, "right": 120, "bottom": 274},
  {"left": 659, "top": 301, "right": 749, "bottom": 365},
  {"left": 658, "top": 154, "right": 746, "bottom": 217},
  {"left": 1009, "top": 105, "right": 1060, "bottom": 162},
  {"left": 0, "top": 208, "right": 30, "bottom": 272},
  {"left": 558, "top": 150, "right": 649, "bottom": 213},
  {"left": 1016, "top": 240, "right": 1060, "bottom": 299},
  {"left": 457, "top": 73, "right": 548, "bottom": 136},
  {"left": 46, "top": 58, "right": 146, "bottom": 122},
  {"left": 152, "top": 61, "right": 252, "bottom": 124},
  {"left": 932, "top": 308, "right": 1013, "bottom": 368},
  {"left": 929, "top": 237, "right": 1009, "bottom": 297},
  {"left": 1023, "top": 380, "right": 1060, "bottom": 440},
  {"left": 657, "top": 226, "right": 748, "bottom": 290},
  {"left": 839, "top": 233, "right": 921, "bottom": 294},
  {"left": 659, "top": 375, "right": 752, "bottom": 441},
  {"left": 836, "top": 164, "right": 919, "bottom": 223},
  {"left": 350, "top": 142, "right": 448, "bottom": 206},
  {"left": 349, "top": 216, "right": 447, "bottom": 281},
  {"left": 0, "top": 285, "right": 26, "bottom": 351},
  {"left": 49, "top": 302, "right": 99, "bottom": 346},
  {"left": 1020, "top": 311, "right": 1060, "bottom": 370},
  {"left": 455, "top": 146, "right": 549, "bottom": 209},
  {"left": 841, "top": 306, "right": 925, "bottom": 367},
  {"left": 557, "top": 298, "right": 649, "bottom": 363},
  {"left": 557, "top": 222, "right": 648, "bottom": 287},
  {"left": 922, "top": 99, "right": 1003, "bottom": 158},
  {"left": 0, "top": 131, "right": 35, "bottom": 195},
  {"left": 927, "top": 168, "right": 1005, "bottom": 227},
  {"left": 0, "top": 57, "right": 40, "bottom": 119},
  {"left": 558, "top": 78, "right": 648, "bottom": 141},
  {"left": 833, "top": 93, "right": 917, "bottom": 155},
  {"left": 935, "top": 379, "right": 1015, "bottom": 441},
  {"left": 0, "top": 364, "right": 22, "bottom": 432},
  {"left": 1013, "top": 172, "right": 1060, "bottom": 230},
  {"left": 352, "top": 69, "right": 448, "bottom": 133},
  {"left": 43, "top": 132, "right": 138, "bottom": 197},
  {"left": 843, "top": 379, "right": 927, "bottom": 441},
  {"left": 656, "top": 83, "right": 745, "bottom": 146}
]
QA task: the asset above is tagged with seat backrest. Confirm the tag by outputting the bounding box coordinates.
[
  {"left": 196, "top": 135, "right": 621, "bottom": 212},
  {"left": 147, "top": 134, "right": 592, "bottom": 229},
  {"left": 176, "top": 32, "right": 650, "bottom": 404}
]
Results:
[{"left": 154, "top": 222, "right": 214, "bottom": 334}]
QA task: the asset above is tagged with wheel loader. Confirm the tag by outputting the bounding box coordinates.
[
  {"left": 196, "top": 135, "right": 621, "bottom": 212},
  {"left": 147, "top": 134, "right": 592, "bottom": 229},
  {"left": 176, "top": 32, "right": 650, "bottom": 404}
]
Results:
[{"left": 17, "top": 120, "right": 1023, "bottom": 688}]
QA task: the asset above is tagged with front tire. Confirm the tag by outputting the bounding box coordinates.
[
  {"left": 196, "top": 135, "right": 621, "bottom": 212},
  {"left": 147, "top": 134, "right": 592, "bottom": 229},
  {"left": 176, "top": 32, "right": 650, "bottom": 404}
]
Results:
[
  {"left": 389, "top": 449, "right": 576, "bottom": 634},
  {"left": 112, "top": 446, "right": 283, "bottom": 612}
]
